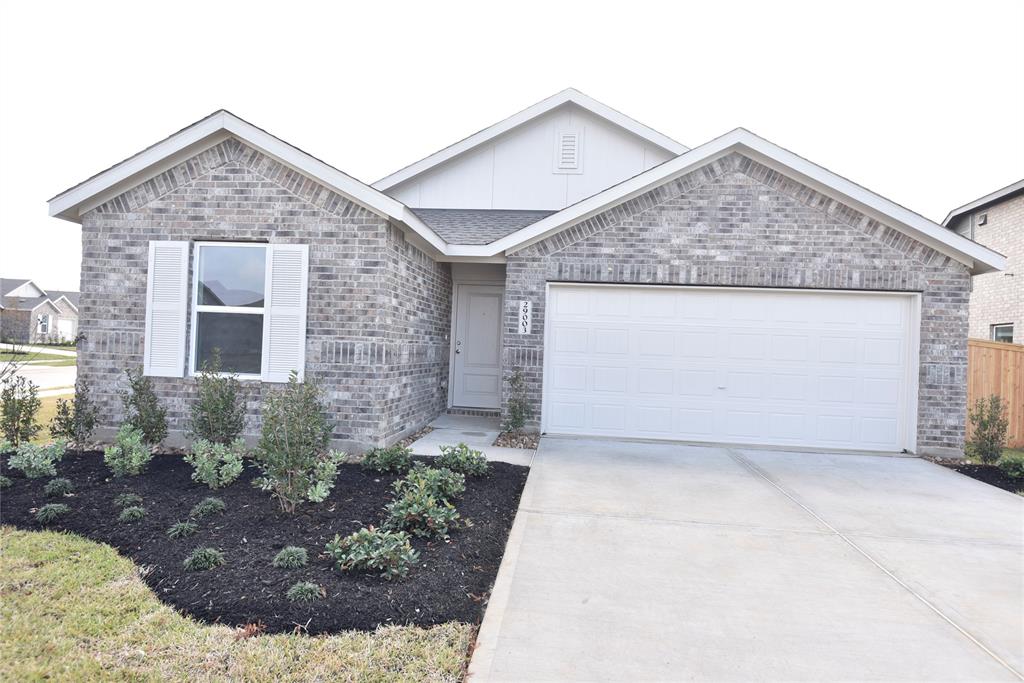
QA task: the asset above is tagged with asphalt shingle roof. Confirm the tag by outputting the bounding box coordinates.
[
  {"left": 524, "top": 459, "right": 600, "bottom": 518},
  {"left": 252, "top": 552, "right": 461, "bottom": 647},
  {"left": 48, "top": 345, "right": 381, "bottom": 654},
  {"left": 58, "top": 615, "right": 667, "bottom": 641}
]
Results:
[{"left": 411, "top": 208, "right": 556, "bottom": 245}]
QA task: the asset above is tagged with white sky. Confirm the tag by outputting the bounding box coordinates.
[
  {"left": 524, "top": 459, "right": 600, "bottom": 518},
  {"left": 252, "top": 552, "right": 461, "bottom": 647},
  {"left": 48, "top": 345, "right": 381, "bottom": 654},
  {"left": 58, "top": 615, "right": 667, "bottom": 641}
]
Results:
[{"left": 1, "top": 0, "right": 1022, "bottom": 291}]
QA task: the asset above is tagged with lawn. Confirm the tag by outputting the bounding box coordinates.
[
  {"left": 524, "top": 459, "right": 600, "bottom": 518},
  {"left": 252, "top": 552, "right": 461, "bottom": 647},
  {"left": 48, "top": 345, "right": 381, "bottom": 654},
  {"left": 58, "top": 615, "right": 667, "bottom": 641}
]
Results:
[
  {"left": 0, "top": 527, "right": 473, "bottom": 681},
  {"left": 0, "top": 351, "right": 75, "bottom": 364},
  {"left": 31, "top": 394, "right": 65, "bottom": 444}
]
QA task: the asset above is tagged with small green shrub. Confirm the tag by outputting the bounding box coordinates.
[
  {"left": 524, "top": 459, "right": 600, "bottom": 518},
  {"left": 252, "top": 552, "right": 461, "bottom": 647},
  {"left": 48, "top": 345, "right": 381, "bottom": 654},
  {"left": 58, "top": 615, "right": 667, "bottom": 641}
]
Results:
[
  {"left": 393, "top": 462, "right": 465, "bottom": 501},
  {"left": 437, "top": 442, "right": 490, "bottom": 477},
  {"left": 8, "top": 440, "right": 67, "bottom": 479},
  {"left": 1, "top": 375, "right": 42, "bottom": 447},
  {"left": 184, "top": 438, "right": 246, "bottom": 489},
  {"left": 189, "top": 350, "right": 246, "bottom": 445},
  {"left": 190, "top": 496, "right": 226, "bottom": 518},
  {"left": 361, "top": 444, "right": 413, "bottom": 473},
  {"left": 49, "top": 379, "right": 98, "bottom": 452},
  {"left": 0, "top": 437, "right": 12, "bottom": 453},
  {"left": 167, "top": 520, "right": 198, "bottom": 539},
  {"left": 385, "top": 486, "right": 460, "bottom": 539},
  {"left": 118, "top": 505, "right": 146, "bottom": 523},
  {"left": 183, "top": 547, "right": 225, "bottom": 571},
  {"left": 0, "top": 475, "right": 11, "bottom": 489},
  {"left": 325, "top": 527, "right": 419, "bottom": 580},
  {"left": 272, "top": 546, "right": 308, "bottom": 569},
  {"left": 966, "top": 395, "right": 1009, "bottom": 464},
  {"left": 35, "top": 503, "right": 70, "bottom": 525},
  {"left": 104, "top": 425, "right": 152, "bottom": 477},
  {"left": 286, "top": 581, "right": 324, "bottom": 602},
  {"left": 121, "top": 368, "right": 168, "bottom": 446},
  {"left": 44, "top": 477, "right": 73, "bottom": 497},
  {"left": 997, "top": 451, "right": 1024, "bottom": 479},
  {"left": 502, "top": 368, "right": 532, "bottom": 433},
  {"left": 114, "top": 492, "right": 143, "bottom": 508}
]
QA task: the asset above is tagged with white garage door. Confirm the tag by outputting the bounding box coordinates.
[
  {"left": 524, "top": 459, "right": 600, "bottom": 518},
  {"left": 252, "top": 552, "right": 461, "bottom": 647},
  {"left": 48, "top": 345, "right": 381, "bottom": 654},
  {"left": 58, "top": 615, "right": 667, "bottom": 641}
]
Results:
[{"left": 543, "top": 285, "right": 919, "bottom": 452}]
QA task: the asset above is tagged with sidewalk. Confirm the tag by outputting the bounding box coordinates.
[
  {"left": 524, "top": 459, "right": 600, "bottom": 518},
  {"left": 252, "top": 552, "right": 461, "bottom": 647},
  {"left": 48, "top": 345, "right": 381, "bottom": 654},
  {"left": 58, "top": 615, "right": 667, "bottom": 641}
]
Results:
[{"left": 2, "top": 344, "right": 78, "bottom": 358}]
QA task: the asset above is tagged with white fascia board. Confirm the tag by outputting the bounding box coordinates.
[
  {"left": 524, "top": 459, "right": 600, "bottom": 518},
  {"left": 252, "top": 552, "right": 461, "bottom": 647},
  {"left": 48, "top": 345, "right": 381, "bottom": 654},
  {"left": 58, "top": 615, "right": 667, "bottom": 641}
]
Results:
[
  {"left": 478, "top": 128, "right": 1006, "bottom": 274},
  {"left": 942, "top": 178, "right": 1024, "bottom": 226},
  {"left": 372, "top": 88, "right": 689, "bottom": 191}
]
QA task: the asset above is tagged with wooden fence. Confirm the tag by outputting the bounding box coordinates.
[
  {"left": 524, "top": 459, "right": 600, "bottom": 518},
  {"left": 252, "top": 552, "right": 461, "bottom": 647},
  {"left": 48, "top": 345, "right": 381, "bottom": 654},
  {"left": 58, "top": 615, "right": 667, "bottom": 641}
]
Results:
[{"left": 967, "top": 339, "right": 1024, "bottom": 448}]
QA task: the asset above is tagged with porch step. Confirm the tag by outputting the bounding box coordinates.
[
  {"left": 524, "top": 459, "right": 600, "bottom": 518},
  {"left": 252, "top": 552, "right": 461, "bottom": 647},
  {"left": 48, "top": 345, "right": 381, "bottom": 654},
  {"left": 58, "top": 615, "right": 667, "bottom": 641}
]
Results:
[{"left": 446, "top": 407, "right": 500, "bottom": 418}]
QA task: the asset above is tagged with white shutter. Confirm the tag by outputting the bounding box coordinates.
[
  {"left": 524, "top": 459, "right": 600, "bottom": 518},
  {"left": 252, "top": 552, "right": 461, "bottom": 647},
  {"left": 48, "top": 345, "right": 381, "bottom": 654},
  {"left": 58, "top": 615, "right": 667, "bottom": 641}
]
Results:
[
  {"left": 261, "top": 244, "right": 309, "bottom": 383},
  {"left": 143, "top": 241, "right": 189, "bottom": 377}
]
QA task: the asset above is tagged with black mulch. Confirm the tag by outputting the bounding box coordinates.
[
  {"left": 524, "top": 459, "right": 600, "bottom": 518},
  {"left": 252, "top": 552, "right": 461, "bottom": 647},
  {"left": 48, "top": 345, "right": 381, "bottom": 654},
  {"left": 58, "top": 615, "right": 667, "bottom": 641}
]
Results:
[
  {"left": 940, "top": 461, "right": 1024, "bottom": 494},
  {"left": 0, "top": 450, "right": 528, "bottom": 635}
]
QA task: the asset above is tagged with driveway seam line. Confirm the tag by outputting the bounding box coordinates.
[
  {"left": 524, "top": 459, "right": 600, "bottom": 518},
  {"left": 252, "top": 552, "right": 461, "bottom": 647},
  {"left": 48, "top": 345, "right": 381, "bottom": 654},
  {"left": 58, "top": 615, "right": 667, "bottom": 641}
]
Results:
[{"left": 726, "top": 448, "right": 1024, "bottom": 681}]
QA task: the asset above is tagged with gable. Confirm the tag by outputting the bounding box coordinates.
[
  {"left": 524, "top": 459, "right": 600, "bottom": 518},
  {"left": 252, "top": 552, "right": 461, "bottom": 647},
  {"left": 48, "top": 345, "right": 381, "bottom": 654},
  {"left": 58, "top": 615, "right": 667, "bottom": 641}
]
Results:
[{"left": 1, "top": 280, "right": 44, "bottom": 298}]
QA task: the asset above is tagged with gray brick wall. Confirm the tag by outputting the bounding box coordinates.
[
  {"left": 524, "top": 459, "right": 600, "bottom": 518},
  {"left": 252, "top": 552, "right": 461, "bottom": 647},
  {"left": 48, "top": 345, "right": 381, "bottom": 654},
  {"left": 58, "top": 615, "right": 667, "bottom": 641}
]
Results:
[
  {"left": 79, "top": 138, "right": 450, "bottom": 451},
  {"left": 502, "top": 152, "right": 971, "bottom": 453}
]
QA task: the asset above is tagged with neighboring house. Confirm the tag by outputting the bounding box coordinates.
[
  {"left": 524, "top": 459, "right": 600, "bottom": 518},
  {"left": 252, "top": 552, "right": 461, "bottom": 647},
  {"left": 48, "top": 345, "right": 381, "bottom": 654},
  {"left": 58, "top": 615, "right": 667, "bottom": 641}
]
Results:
[
  {"left": 943, "top": 179, "right": 1023, "bottom": 343},
  {"left": 47, "top": 89, "right": 1004, "bottom": 456},
  {"left": 0, "top": 278, "right": 80, "bottom": 344}
]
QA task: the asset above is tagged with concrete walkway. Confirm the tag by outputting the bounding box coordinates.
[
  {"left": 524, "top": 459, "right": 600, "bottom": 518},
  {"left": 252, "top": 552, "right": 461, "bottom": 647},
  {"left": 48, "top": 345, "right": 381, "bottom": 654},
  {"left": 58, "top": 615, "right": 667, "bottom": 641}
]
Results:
[
  {"left": 15, "top": 364, "right": 76, "bottom": 396},
  {"left": 407, "top": 414, "right": 534, "bottom": 466},
  {"left": 469, "top": 438, "right": 1024, "bottom": 682}
]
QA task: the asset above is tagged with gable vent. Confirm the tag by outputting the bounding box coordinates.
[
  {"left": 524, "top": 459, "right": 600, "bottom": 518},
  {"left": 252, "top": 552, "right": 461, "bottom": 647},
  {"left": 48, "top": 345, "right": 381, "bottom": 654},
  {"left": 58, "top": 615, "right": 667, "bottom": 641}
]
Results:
[{"left": 554, "top": 131, "right": 583, "bottom": 173}]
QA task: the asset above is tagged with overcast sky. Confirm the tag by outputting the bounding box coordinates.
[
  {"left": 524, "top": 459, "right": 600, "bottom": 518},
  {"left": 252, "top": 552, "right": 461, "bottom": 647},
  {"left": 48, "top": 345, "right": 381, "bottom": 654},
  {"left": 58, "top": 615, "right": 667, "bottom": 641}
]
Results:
[{"left": 1, "top": 0, "right": 1021, "bottom": 291}]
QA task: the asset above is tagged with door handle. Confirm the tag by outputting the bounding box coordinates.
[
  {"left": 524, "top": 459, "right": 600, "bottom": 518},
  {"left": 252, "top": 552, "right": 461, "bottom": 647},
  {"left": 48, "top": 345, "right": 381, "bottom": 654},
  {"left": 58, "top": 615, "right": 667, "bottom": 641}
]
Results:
[{"left": 455, "top": 340, "right": 462, "bottom": 354}]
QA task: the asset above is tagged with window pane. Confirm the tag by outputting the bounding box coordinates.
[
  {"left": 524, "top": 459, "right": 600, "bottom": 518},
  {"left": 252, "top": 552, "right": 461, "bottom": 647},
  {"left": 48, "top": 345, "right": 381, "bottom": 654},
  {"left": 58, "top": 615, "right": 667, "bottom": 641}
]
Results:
[
  {"left": 198, "top": 245, "right": 266, "bottom": 307},
  {"left": 992, "top": 325, "right": 1013, "bottom": 343},
  {"left": 196, "top": 312, "right": 263, "bottom": 374}
]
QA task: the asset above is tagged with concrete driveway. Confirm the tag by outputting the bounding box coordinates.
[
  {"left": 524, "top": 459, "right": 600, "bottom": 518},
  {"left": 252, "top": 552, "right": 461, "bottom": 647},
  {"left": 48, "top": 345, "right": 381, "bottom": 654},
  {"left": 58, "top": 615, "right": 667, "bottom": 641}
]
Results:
[{"left": 469, "top": 439, "right": 1024, "bottom": 682}]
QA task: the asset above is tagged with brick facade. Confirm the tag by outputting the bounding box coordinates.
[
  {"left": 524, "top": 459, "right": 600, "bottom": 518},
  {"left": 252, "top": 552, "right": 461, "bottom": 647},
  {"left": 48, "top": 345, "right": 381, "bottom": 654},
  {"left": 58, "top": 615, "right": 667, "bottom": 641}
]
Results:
[
  {"left": 501, "top": 152, "right": 971, "bottom": 454},
  {"left": 79, "top": 138, "right": 450, "bottom": 452}
]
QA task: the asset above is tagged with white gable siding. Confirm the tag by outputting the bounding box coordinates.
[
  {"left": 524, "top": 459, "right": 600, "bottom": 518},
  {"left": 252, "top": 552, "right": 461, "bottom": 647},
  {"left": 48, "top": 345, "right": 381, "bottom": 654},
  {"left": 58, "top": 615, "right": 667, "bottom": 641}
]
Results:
[
  {"left": 388, "top": 104, "right": 675, "bottom": 211},
  {"left": 6, "top": 281, "right": 45, "bottom": 298}
]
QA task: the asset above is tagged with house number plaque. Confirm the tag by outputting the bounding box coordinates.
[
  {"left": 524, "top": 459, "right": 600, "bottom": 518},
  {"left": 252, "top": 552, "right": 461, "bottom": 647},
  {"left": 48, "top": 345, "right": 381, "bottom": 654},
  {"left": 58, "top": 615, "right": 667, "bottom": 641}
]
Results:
[{"left": 518, "top": 300, "right": 532, "bottom": 334}]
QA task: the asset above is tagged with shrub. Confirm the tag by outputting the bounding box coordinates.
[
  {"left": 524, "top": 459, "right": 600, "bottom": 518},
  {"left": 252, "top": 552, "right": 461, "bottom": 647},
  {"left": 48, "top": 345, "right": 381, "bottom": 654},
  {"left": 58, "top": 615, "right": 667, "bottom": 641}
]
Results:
[
  {"left": 121, "top": 368, "right": 168, "bottom": 446},
  {"left": 362, "top": 444, "right": 413, "bottom": 473},
  {"left": 184, "top": 438, "right": 246, "bottom": 489},
  {"left": 286, "top": 581, "right": 324, "bottom": 602},
  {"left": 252, "top": 373, "right": 344, "bottom": 513},
  {"left": 49, "top": 379, "right": 98, "bottom": 452},
  {"left": 997, "top": 451, "right": 1024, "bottom": 479},
  {"left": 966, "top": 395, "right": 1009, "bottom": 464},
  {"left": 190, "top": 496, "right": 226, "bottom": 518},
  {"left": 0, "top": 437, "right": 12, "bottom": 453},
  {"left": 104, "top": 425, "right": 152, "bottom": 477},
  {"left": 167, "top": 520, "right": 198, "bottom": 539},
  {"left": 502, "top": 368, "right": 532, "bottom": 433},
  {"left": 35, "top": 503, "right": 70, "bottom": 525},
  {"left": 325, "top": 527, "right": 419, "bottom": 580},
  {"left": 393, "top": 462, "right": 465, "bottom": 501},
  {"left": 114, "top": 492, "right": 143, "bottom": 508},
  {"left": 1, "top": 375, "right": 41, "bottom": 447},
  {"left": 189, "top": 351, "right": 245, "bottom": 445},
  {"left": 385, "top": 486, "right": 460, "bottom": 539},
  {"left": 118, "top": 505, "right": 146, "bottom": 523},
  {"left": 183, "top": 547, "right": 225, "bottom": 571},
  {"left": 272, "top": 546, "right": 308, "bottom": 569},
  {"left": 8, "top": 440, "right": 67, "bottom": 479},
  {"left": 44, "top": 477, "right": 73, "bottom": 497},
  {"left": 437, "top": 442, "right": 490, "bottom": 477},
  {"left": 0, "top": 475, "right": 10, "bottom": 489}
]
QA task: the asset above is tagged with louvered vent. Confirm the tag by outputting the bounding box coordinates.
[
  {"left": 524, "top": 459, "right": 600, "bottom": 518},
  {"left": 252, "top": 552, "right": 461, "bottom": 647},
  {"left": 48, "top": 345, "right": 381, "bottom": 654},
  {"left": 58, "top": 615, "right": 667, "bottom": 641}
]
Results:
[{"left": 554, "top": 131, "right": 582, "bottom": 173}]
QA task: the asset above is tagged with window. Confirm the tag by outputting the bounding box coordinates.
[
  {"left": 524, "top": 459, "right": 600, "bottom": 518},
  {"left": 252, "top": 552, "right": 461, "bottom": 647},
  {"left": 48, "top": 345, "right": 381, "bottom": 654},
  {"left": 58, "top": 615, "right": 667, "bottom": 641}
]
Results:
[
  {"left": 37, "top": 314, "right": 49, "bottom": 334},
  {"left": 191, "top": 243, "right": 267, "bottom": 376},
  {"left": 991, "top": 324, "right": 1014, "bottom": 344}
]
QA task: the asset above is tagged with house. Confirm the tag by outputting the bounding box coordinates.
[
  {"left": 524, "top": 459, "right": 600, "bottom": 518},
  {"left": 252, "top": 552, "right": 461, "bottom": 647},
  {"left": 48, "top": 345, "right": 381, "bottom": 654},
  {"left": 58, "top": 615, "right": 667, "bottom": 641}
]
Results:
[
  {"left": 943, "top": 179, "right": 1023, "bottom": 343},
  {"left": 47, "top": 89, "right": 1004, "bottom": 457},
  {"left": 0, "top": 278, "right": 80, "bottom": 344}
]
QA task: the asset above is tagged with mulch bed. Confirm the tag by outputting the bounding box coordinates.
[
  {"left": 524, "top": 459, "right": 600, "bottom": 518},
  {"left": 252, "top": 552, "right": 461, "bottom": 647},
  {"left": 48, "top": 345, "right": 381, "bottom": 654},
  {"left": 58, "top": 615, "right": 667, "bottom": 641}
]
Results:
[
  {"left": 493, "top": 431, "right": 540, "bottom": 450},
  {"left": 937, "top": 461, "right": 1024, "bottom": 494},
  {"left": 0, "top": 450, "right": 528, "bottom": 635}
]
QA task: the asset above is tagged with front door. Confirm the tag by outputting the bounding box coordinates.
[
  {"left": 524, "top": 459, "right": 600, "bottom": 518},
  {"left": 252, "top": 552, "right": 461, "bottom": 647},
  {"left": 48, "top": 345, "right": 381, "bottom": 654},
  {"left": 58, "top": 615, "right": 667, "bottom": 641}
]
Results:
[{"left": 453, "top": 285, "right": 503, "bottom": 409}]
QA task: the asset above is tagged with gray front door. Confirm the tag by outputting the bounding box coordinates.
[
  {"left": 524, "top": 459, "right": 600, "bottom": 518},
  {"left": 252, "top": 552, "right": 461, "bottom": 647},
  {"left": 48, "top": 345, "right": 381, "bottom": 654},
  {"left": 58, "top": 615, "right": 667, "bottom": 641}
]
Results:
[{"left": 453, "top": 285, "right": 503, "bottom": 409}]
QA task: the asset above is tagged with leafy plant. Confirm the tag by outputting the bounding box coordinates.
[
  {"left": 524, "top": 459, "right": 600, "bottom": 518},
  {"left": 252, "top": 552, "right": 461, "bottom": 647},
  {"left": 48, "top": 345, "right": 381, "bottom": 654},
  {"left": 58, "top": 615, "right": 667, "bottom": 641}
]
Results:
[
  {"left": 502, "top": 368, "right": 532, "bottom": 433},
  {"left": 0, "top": 475, "right": 10, "bottom": 489},
  {"left": 1, "top": 375, "right": 41, "bottom": 447},
  {"left": 252, "top": 373, "right": 344, "bottom": 513},
  {"left": 0, "top": 437, "right": 10, "bottom": 453},
  {"left": 393, "top": 462, "right": 465, "bottom": 501},
  {"left": 35, "top": 503, "right": 70, "bottom": 525},
  {"left": 167, "top": 520, "right": 198, "bottom": 539},
  {"left": 183, "top": 547, "right": 225, "bottom": 571},
  {"left": 325, "top": 527, "right": 419, "bottom": 580},
  {"left": 8, "top": 440, "right": 67, "bottom": 479},
  {"left": 437, "top": 442, "right": 490, "bottom": 477},
  {"left": 104, "top": 425, "right": 152, "bottom": 477},
  {"left": 118, "top": 506, "right": 146, "bottom": 523},
  {"left": 184, "top": 438, "right": 246, "bottom": 489},
  {"left": 190, "top": 496, "right": 226, "bottom": 518},
  {"left": 49, "top": 380, "right": 99, "bottom": 452},
  {"left": 114, "top": 492, "right": 143, "bottom": 508},
  {"left": 385, "top": 485, "right": 460, "bottom": 539},
  {"left": 361, "top": 445, "right": 413, "bottom": 473},
  {"left": 44, "top": 477, "right": 73, "bottom": 497},
  {"left": 189, "top": 351, "right": 245, "bottom": 445},
  {"left": 966, "top": 395, "right": 1009, "bottom": 464},
  {"left": 997, "top": 451, "right": 1024, "bottom": 479},
  {"left": 272, "top": 546, "right": 308, "bottom": 569},
  {"left": 121, "top": 368, "right": 168, "bottom": 446},
  {"left": 286, "top": 581, "right": 324, "bottom": 602}
]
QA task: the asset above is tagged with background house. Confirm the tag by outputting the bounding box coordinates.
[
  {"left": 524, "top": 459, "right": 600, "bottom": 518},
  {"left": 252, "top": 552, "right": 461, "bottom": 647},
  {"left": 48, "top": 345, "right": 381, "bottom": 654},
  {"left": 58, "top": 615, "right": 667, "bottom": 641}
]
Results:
[{"left": 0, "top": 277, "right": 79, "bottom": 344}]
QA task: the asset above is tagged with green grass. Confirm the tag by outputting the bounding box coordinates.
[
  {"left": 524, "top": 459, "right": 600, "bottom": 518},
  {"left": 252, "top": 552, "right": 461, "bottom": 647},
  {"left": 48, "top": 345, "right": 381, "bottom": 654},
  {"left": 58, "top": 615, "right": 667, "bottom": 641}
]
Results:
[
  {"left": 0, "top": 527, "right": 473, "bottom": 681},
  {"left": 0, "top": 352, "right": 74, "bottom": 363},
  {"left": 30, "top": 395, "right": 64, "bottom": 445},
  {"left": 1004, "top": 448, "right": 1024, "bottom": 459}
]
